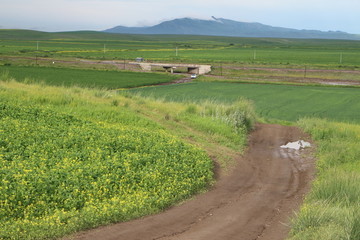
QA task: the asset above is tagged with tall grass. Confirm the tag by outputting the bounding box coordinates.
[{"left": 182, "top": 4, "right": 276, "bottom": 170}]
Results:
[
  {"left": 198, "top": 99, "right": 256, "bottom": 132},
  {"left": 289, "top": 118, "right": 360, "bottom": 240},
  {"left": 123, "top": 92, "right": 257, "bottom": 152}
]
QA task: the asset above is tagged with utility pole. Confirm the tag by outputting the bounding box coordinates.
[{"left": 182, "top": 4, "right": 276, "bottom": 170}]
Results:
[
  {"left": 37, "top": 41, "right": 39, "bottom": 51},
  {"left": 304, "top": 65, "right": 307, "bottom": 79},
  {"left": 340, "top": 53, "right": 343, "bottom": 64}
]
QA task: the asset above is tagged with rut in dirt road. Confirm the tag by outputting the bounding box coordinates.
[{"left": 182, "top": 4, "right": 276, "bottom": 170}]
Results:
[{"left": 68, "top": 124, "right": 315, "bottom": 240}]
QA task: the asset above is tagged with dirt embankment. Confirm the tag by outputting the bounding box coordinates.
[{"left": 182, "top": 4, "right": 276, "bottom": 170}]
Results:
[{"left": 67, "top": 124, "right": 315, "bottom": 240}]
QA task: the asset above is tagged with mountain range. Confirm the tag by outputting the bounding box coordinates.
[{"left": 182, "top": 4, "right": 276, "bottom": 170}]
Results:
[{"left": 105, "top": 17, "right": 360, "bottom": 40}]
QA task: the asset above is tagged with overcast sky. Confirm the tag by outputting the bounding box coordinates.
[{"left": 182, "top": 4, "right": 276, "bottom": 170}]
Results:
[{"left": 1, "top": 0, "right": 360, "bottom": 34}]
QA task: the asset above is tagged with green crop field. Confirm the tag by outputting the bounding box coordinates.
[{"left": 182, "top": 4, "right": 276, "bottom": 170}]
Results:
[
  {"left": 128, "top": 82, "right": 360, "bottom": 124},
  {"left": 0, "top": 65, "right": 179, "bottom": 89},
  {"left": 2, "top": 30, "right": 360, "bottom": 67},
  {"left": 0, "top": 74, "right": 256, "bottom": 239},
  {"left": 0, "top": 80, "right": 218, "bottom": 239}
]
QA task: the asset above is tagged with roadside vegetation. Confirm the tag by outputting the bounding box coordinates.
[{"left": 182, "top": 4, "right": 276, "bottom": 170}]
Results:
[
  {"left": 0, "top": 76, "right": 255, "bottom": 239},
  {"left": 289, "top": 119, "right": 360, "bottom": 240}
]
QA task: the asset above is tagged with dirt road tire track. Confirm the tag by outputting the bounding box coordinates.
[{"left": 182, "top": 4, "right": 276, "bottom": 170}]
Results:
[{"left": 68, "top": 124, "right": 315, "bottom": 240}]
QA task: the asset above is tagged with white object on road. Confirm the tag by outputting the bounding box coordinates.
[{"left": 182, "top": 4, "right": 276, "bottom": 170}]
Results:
[{"left": 280, "top": 140, "right": 311, "bottom": 150}]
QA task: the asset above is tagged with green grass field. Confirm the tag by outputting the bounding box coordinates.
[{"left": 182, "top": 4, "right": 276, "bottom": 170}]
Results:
[
  {"left": 0, "top": 65, "right": 179, "bottom": 89},
  {"left": 128, "top": 82, "right": 360, "bottom": 124}
]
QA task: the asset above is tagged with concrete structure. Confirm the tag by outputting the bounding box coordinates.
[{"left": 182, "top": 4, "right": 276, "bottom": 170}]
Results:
[
  {"left": 130, "top": 62, "right": 212, "bottom": 75},
  {"left": 135, "top": 57, "right": 145, "bottom": 62}
]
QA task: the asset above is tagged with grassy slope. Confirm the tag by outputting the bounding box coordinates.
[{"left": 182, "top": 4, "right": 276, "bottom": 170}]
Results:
[
  {"left": 0, "top": 65, "right": 179, "bottom": 89},
  {"left": 0, "top": 81, "right": 207, "bottom": 239},
  {"left": 0, "top": 79, "right": 255, "bottom": 239},
  {"left": 120, "top": 96, "right": 256, "bottom": 167},
  {"left": 129, "top": 82, "right": 360, "bottom": 124}
]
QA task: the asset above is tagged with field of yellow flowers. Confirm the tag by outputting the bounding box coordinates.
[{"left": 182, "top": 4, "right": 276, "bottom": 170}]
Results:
[{"left": 0, "top": 80, "right": 213, "bottom": 239}]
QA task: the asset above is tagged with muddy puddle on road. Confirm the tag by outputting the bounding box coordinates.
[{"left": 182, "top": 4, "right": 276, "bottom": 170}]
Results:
[{"left": 279, "top": 140, "right": 313, "bottom": 172}]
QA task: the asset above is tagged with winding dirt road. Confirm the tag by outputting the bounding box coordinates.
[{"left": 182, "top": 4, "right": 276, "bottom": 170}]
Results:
[{"left": 68, "top": 124, "right": 315, "bottom": 240}]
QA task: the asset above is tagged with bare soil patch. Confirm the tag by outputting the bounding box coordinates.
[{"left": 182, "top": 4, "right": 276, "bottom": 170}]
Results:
[
  {"left": 219, "top": 66, "right": 360, "bottom": 86},
  {"left": 67, "top": 124, "right": 315, "bottom": 240}
]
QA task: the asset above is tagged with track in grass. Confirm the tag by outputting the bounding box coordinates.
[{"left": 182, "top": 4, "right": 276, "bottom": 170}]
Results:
[{"left": 68, "top": 124, "right": 315, "bottom": 240}]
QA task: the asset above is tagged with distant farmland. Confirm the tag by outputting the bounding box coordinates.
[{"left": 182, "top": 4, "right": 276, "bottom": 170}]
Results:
[{"left": 1, "top": 30, "right": 360, "bottom": 67}]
